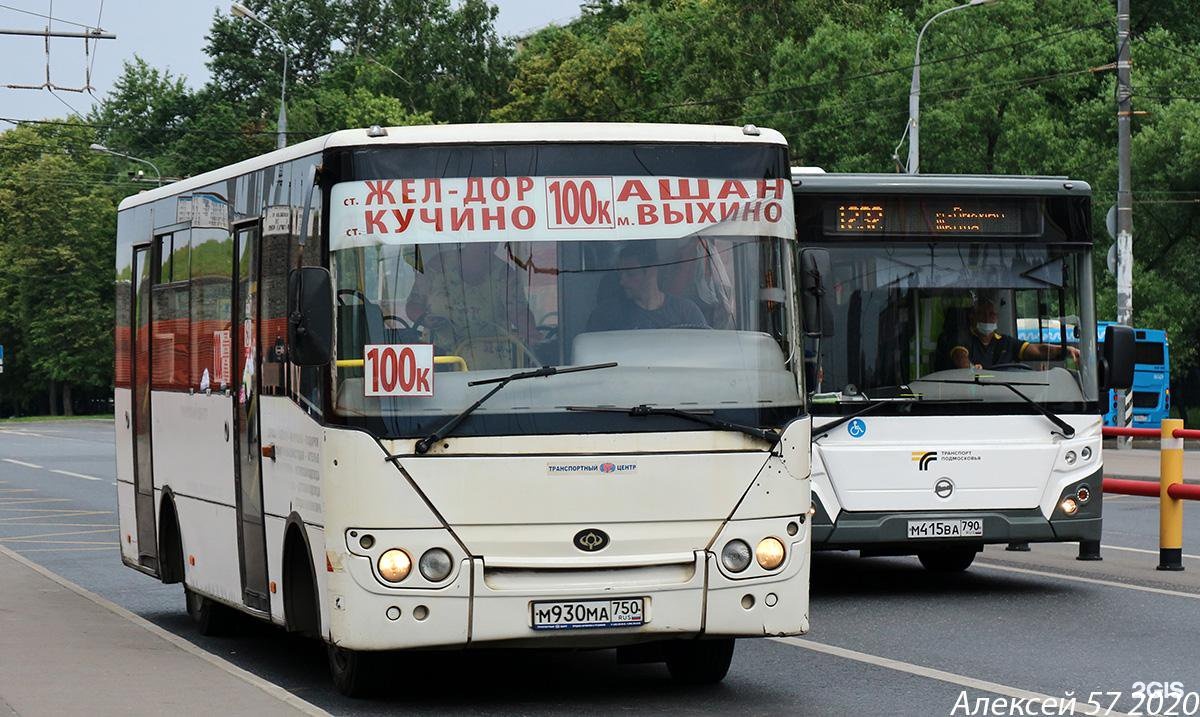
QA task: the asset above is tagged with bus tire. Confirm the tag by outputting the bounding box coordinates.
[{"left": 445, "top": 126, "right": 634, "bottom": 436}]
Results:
[
  {"left": 185, "top": 587, "right": 233, "bottom": 636},
  {"left": 327, "top": 644, "right": 376, "bottom": 697},
  {"left": 665, "top": 638, "right": 736, "bottom": 685},
  {"left": 918, "top": 547, "right": 978, "bottom": 573}
]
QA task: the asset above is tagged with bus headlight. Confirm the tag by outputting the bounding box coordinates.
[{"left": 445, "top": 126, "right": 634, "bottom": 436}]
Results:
[
  {"left": 721, "top": 539, "right": 752, "bottom": 573},
  {"left": 418, "top": 548, "right": 454, "bottom": 582},
  {"left": 1081, "top": 446, "right": 1093, "bottom": 462},
  {"left": 1060, "top": 497, "right": 1079, "bottom": 516},
  {"left": 755, "top": 537, "right": 786, "bottom": 570},
  {"left": 378, "top": 549, "right": 412, "bottom": 583}
]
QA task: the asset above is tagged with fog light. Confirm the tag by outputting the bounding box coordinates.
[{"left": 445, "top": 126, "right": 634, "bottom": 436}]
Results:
[
  {"left": 756, "top": 537, "right": 786, "bottom": 570},
  {"left": 418, "top": 548, "right": 454, "bottom": 582},
  {"left": 1064, "top": 450, "right": 1077, "bottom": 466},
  {"left": 1060, "top": 497, "right": 1079, "bottom": 516},
  {"left": 721, "top": 539, "right": 752, "bottom": 573},
  {"left": 359, "top": 533, "right": 375, "bottom": 550},
  {"left": 1081, "top": 446, "right": 1093, "bottom": 461},
  {"left": 377, "top": 549, "right": 412, "bottom": 583},
  {"left": 1077, "top": 486, "right": 1092, "bottom": 504}
]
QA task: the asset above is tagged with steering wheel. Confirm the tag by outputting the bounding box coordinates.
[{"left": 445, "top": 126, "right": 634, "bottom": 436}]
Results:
[
  {"left": 424, "top": 315, "right": 540, "bottom": 367},
  {"left": 336, "top": 288, "right": 368, "bottom": 306},
  {"left": 382, "top": 314, "right": 411, "bottom": 329},
  {"left": 988, "top": 362, "right": 1035, "bottom": 371}
]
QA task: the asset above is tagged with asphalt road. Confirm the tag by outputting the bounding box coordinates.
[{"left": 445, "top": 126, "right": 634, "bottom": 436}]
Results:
[{"left": 2, "top": 419, "right": 1200, "bottom": 716}]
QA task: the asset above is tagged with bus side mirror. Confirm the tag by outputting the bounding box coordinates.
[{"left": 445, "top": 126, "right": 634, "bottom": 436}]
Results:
[
  {"left": 1101, "top": 324, "right": 1135, "bottom": 390},
  {"left": 799, "top": 248, "right": 832, "bottom": 338},
  {"left": 287, "top": 267, "right": 334, "bottom": 366}
]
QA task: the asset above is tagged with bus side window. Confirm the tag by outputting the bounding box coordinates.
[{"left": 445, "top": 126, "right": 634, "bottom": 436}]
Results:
[
  {"left": 190, "top": 228, "right": 233, "bottom": 393},
  {"left": 152, "top": 230, "right": 192, "bottom": 391},
  {"left": 292, "top": 179, "right": 323, "bottom": 416},
  {"left": 259, "top": 219, "right": 290, "bottom": 395}
]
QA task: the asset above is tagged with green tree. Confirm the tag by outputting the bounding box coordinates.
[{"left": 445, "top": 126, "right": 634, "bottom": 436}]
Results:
[{"left": 0, "top": 124, "right": 122, "bottom": 415}]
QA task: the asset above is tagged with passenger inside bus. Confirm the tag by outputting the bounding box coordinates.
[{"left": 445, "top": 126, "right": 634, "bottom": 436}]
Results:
[
  {"left": 406, "top": 242, "right": 537, "bottom": 369},
  {"left": 945, "top": 295, "right": 1080, "bottom": 370},
  {"left": 586, "top": 243, "right": 709, "bottom": 332}
]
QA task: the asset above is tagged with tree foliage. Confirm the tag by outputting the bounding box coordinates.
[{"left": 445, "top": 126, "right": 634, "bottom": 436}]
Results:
[{"left": 0, "top": 124, "right": 124, "bottom": 414}]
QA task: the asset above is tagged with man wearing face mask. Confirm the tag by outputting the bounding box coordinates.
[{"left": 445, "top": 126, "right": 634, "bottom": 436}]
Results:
[{"left": 950, "top": 297, "right": 1080, "bottom": 370}]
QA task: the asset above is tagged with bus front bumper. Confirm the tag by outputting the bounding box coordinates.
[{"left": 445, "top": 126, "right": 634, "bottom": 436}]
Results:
[
  {"left": 327, "top": 538, "right": 809, "bottom": 651},
  {"left": 811, "top": 478, "right": 1102, "bottom": 551}
]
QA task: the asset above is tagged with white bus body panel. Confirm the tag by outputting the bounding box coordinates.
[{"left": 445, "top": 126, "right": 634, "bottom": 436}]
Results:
[
  {"left": 152, "top": 391, "right": 242, "bottom": 605},
  {"left": 114, "top": 387, "right": 137, "bottom": 564},
  {"left": 259, "top": 396, "right": 331, "bottom": 626},
  {"left": 321, "top": 420, "right": 812, "bottom": 651},
  {"left": 814, "top": 414, "right": 1102, "bottom": 516}
]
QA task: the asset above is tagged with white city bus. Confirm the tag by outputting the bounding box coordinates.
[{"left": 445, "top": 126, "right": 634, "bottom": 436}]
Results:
[
  {"left": 114, "top": 123, "right": 813, "bottom": 695},
  {"left": 791, "top": 174, "right": 1134, "bottom": 572}
]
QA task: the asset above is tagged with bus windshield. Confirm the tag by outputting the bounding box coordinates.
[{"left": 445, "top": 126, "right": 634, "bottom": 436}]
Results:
[
  {"left": 808, "top": 242, "right": 1099, "bottom": 411},
  {"left": 327, "top": 159, "right": 800, "bottom": 439}
]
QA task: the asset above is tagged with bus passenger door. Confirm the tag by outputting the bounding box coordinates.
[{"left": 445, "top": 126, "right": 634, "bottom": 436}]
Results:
[
  {"left": 131, "top": 245, "right": 158, "bottom": 572},
  {"left": 232, "top": 222, "right": 270, "bottom": 611}
]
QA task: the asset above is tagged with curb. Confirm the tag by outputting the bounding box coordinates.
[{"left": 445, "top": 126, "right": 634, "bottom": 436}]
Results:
[{"left": 0, "top": 544, "right": 330, "bottom": 717}]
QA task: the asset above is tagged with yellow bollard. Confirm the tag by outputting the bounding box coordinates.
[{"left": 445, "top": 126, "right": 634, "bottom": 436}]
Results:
[{"left": 1158, "top": 418, "right": 1185, "bottom": 571}]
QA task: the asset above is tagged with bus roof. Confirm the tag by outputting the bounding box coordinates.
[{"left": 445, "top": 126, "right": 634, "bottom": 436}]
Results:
[
  {"left": 117, "top": 123, "right": 788, "bottom": 211},
  {"left": 790, "top": 173, "right": 1092, "bottom": 197}
]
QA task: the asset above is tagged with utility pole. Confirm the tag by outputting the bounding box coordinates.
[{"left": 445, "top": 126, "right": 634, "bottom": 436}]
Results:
[{"left": 1115, "top": 0, "right": 1134, "bottom": 448}]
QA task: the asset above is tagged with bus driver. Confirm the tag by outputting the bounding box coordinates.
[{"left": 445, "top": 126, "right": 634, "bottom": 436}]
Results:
[
  {"left": 587, "top": 243, "right": 709, "bottom": 332},
  {"left": 950, "top": 296, "right": 1081, "bottom": 370}
]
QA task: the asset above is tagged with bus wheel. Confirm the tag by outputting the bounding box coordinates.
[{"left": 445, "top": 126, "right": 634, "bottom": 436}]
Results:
[
  {"left": 185, "top": 587, "right": 232, "bottom": 636},
  {"left": 918, "top": 547, "right": 978, "bottom": 573},
  {"left": 665, "top": 638, "right": 736, "bottom": 685},
  {"left": 327, "top": 644, "right": 376, "bottom": 697}
]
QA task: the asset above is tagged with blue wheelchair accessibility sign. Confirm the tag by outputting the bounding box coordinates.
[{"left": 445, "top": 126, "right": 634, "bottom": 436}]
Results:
[{"left": 847, "top": 418, "right": 867, "bottom": 438}]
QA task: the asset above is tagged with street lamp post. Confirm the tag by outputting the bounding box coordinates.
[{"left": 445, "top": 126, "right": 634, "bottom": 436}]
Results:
[
  {"left": 89, "top": 143, "right": 162, "bottom": 186},
  {"left": 231, "top": 2, "right": 288, "bottom": 150},
  {"left": 898, "top": 0, "right": 995, "bottom": 174}
]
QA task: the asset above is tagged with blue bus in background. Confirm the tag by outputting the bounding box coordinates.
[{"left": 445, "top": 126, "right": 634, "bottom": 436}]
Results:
[{"left": 1017, "top": 321, "right": 1170, "bottom": 427}]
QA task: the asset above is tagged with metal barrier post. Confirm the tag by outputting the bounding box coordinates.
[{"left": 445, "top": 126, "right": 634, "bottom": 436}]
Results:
[{"left": 1158, "top": 418, "right": 1185, "bottom": 571}]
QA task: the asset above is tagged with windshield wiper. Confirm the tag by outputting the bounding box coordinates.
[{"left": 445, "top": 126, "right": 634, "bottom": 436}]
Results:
[
  {"left": 406, "top": 362, "right": 618, "bottom": 455},
  {"left": 918, "top": 375, "right": 1075, "bottom": 438},
  {"left": 566, "top": 404, "right": 780, "bottom": 446}
]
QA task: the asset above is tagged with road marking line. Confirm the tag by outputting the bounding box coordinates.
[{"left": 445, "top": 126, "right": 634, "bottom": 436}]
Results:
[
  {"left": 0, "top": 510, "right": 112, "bottom": 521},
  {"left": 0, "top": 544, "right": 330, "bottom": 716},
  {"left": 0, "top": 489, "right": 36, "bottom": 493},
  {"left": 0, "top": 539, "right": 118, "bottom": 545},
  {"left": 1101, "top": 544, "right": 1200, "bottom": 561},
  {"left": 976, "top": 562, "right": 1200, "bottom": 600},
  {"left": 12, "top": 546, "right": 118, "bottom": 553},
  {"left": 777, "top": 638, "right": 1129, "bottom": 717},
  {"left": 0, "top": 498, "right": 72, "bottom": 506},
  {"left": 1, "top": 459, "right": 42, "bottom": 469},
  {"left": 0, "top": 522, "right": 117, "bottom": 528},
  {"left": 0, "top": 430, "right": 47, "bottom": 437},
  {"left": 48, "top": 469, "right": 102, "bottom": 482},
  {"left": 0, "top": 528, "right": 118, "bottom": 541}
]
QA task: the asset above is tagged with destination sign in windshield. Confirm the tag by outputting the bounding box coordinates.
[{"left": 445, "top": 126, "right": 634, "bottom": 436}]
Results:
[{"left": 823, "top": 197, "right": 1043, "bottom": 237}]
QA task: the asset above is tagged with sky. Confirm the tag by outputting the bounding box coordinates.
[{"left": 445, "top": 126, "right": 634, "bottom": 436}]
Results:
[{"left": 0, "top": 0, "right": 583, "bottom": 124}]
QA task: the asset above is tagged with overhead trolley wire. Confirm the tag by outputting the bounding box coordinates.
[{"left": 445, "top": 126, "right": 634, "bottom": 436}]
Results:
[{"left": 0, "top": 1, "right": 98, "bottom": 29}]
